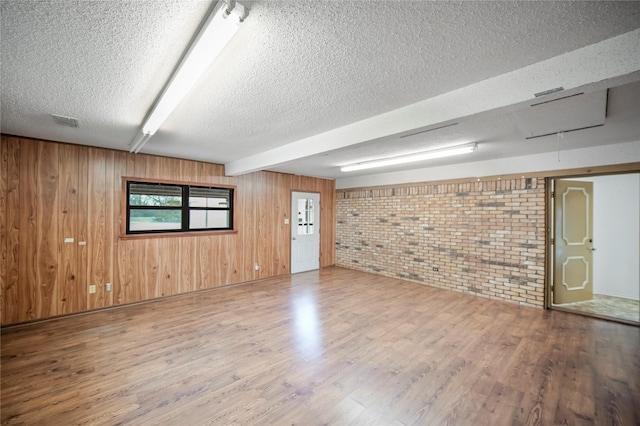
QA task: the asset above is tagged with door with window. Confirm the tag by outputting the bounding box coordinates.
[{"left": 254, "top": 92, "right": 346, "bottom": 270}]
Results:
[{"left": 291, "top": 192, "right": 320, "bottom": 274}]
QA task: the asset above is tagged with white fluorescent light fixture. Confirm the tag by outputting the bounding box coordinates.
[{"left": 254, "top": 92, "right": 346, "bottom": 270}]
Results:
[
  {"left": 129, "top": 131, "right": 153, "bottom": 154},
  {"left": 340, "top": 143, "right": 477, "bottom": 172},
  {"left": 129, "top": 0, "right": 248, "bottom": 153}
]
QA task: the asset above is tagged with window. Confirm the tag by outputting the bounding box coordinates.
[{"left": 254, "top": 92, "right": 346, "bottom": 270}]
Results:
[
  {"left": 126, "top": 181, "right": 233, "bottom": 234},
  {"left": 297, "top": 198, "right": 315, "bottom": 235}
]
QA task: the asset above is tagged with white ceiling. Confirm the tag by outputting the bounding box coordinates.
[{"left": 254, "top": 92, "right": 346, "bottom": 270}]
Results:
[{"left": 2, "top": 0, "right": 640, "bottom": 181}]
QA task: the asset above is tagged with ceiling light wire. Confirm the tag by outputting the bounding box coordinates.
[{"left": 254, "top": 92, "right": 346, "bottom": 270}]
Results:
[{"left": 557, "top": 131, "right": 564, "bottom": 162}]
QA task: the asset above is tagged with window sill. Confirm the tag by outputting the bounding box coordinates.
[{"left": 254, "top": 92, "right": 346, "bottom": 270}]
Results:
[{"left": 120, "top": 230, "right": 238, "bottom": 240}]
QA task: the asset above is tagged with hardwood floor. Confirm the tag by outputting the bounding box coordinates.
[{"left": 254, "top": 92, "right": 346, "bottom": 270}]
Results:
[{"left": 2, "top": 267, "right": 639, "bottom": 425}]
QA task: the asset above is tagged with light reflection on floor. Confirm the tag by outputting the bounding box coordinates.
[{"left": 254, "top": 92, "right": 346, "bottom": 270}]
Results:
[{"left": 292, "top": 291, "right": 324, "bottom": 360}]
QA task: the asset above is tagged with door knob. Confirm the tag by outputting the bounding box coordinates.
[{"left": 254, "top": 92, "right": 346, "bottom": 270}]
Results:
[
  {"left": 588, "top": 247, "right": 596, "bottom": 251},
  {"left": 292, "top": 237, "right": 296, "bottom": 240}
]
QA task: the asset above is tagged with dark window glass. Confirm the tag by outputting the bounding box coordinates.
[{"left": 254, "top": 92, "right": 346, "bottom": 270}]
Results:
[
  {"left": 126, "top": 181, "right": 233, "bottom": 234},
  {"left": 129, "top": 183, "right": 182, "bottom": 207}
]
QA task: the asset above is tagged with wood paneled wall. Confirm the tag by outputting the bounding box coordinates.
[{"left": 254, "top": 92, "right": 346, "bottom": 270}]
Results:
[{"left": 0, "top": 135, "right": 336, "bottom": 325}]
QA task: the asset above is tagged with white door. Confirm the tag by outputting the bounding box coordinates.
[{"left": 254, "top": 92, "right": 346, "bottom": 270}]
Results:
[{"left": 291, "top": 192, "right": 320, "bottom": 274}]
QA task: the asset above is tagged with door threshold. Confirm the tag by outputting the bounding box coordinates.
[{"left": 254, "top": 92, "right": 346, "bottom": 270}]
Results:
[{"left": 551, "top": 305, "right": 639, "bottom": 326}]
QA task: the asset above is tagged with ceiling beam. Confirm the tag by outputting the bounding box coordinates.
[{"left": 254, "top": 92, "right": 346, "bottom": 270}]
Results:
[{"left": 225, "top": 29, "right": 640, "bottom": 176}]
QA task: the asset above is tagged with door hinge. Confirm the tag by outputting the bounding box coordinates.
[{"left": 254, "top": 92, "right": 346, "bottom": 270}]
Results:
[
  {"left": 551, "top": 191, "right": 554, "bottom": 197},
  {"left": 550, "top": 238, "right": 554, "bottom": 245},
  {"left": 551, "top": 284, "right": 554, "bottom": 292}
]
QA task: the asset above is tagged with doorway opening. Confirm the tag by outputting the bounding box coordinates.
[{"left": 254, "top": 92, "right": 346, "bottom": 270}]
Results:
[{"left": 549, "top": 172, "right": 639, "bottom": 324}]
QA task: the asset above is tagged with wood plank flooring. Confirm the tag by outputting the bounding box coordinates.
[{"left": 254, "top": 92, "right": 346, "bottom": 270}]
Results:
[{"left": 2, "top": 267, "right": 639, "bottom": 425}]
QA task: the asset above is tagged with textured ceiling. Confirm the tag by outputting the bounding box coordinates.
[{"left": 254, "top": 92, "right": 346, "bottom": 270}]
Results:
[{"left": 1, "top": 0, "right": 640, "bottom": 181}]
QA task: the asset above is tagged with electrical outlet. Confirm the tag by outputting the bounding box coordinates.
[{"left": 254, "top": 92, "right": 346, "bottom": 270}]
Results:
[
  {"left": 284, "top": 218, "right": 289, "bottom": 224},
  {"left": 89, "top": 284, "right": 96, "bottom": 294},
  {"left": 432, "top": 267, "right": 439, "bottom": 272},
  {"left": 254, "top": 262, "right": 260, "bottom": 271},
  {"left": 105, "top": 283, "right": 112, "bottom": 292}
]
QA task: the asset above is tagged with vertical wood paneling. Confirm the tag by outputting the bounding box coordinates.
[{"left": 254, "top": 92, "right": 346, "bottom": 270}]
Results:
[
  {"left": 178, "top": 236, "right": 191, "bottom": 293},
  {"left": 226, "top": 234, "right": 240, "bottom": 284},
  {"left": 1, "top": 136, "right": 20, "bottom": 324},
  {"left": 118, "top": 153, "right": 136, "bottom": 304},
  {"left": 130, "top": 240, "right": 143, "bottom": 302},
  {"left": 18, "top": 139, "right": 38, "bottom": 321},
  {"left": 1, "top": 136, "right": 336, "bottom": 325},
  {"left": 133, "top": 152, "right": 146, "bottom": 177},
  {"left": 277, "top": 173, "right": 290, "bottom": 275},
  {"left": 240, "top": 173, "right": 257, "bottom": 281},
  {"left": 160, "top": 238, "right": 178, "bottom": 297},
  {"left": 178, "top": 158, "right": 195, "bottom": 182},
  {"left": 272, "top": 173, "right": 284, "bottom": 275},
  {"left": 159, "top": 156, "right": 180, "bottom": 183},
  {"left": 257, "top": 173, "right": 271, "bottom": 279},
  {"left": 212, "top": 236, "right": 226, "bottom": 287},
  {"left": 57, "top": 144, "right": 79, "bottom": 315},
  {"left": 76, "top": 146, "right": 89, "bottom": 313},
  {"left": 233, "top": 170, "right": 245, "bottom": 282},
  {"left": 111, "top": 151, "right": 128, "bottom": 305},
  {"left": 196, "top": 237, "right": 211, "bottom": 290},
  {"left": 103, "top": 150, "right": 115, "bottom": 307},
  {"left": 87, "top": 148, "right": 106, "bottom": 310},
  {"left": 35, "top": 141, "right": 59, "bottom": 318},
  {"left": 144, "top": 239, "right": 160, "bottom": 299},
  {"left": 0, "top": 137, "right": 7, "bottom": 324},
  {"left": 322, "top": 178, "right": 336, "bottom": 267},
  {"left": 274, "top": 173, "right": 284, "bottom": 274},
  {"left": 117, "top": 239, "right": 133, "bottom": 303},
  {"left": 144, "top": 154, "right": 161, "bottom": 180}
]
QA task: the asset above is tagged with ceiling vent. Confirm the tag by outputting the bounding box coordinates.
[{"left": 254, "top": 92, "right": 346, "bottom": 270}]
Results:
[
  {"left": 400, "top": 122, "right": 458, "bottom": 139},
  {"left": 51, "top": 114, "right": 79, "bottom": 128},
  {"left": 534, "top": 86, "right": 564, "bottom": 98},
  {"left": 510, "top": 90, "right": 607, "bottom": 139}
]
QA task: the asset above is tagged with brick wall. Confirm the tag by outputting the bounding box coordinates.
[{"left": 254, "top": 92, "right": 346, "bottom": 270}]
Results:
[{"left": 336, "top": 177, "right": 546, "bottom": 307}]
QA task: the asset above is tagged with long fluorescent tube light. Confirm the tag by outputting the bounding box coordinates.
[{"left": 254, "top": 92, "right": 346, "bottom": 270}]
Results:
[
  {"left": 340, "top": 143, "right": 477, "bottom": 172},
  {"left": 129, "top": 0, "right": 248, "bottom": 153}
]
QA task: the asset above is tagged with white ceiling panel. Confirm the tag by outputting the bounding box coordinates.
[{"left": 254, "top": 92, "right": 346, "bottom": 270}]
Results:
[{"left": 510, "top": 90, "right": 607, "bottom": 139}]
